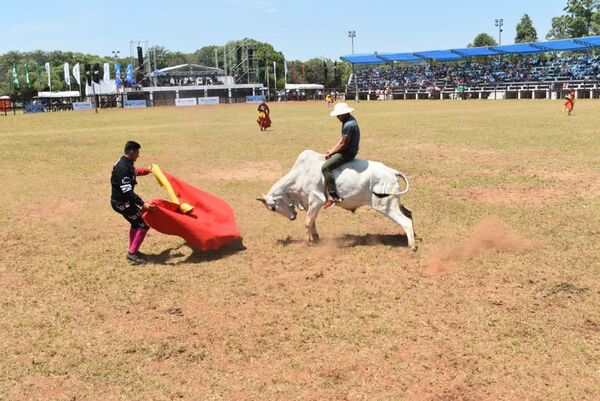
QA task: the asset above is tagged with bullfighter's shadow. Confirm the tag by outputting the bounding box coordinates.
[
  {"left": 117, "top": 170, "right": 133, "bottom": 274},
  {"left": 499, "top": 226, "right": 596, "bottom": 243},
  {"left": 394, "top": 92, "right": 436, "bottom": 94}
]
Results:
[{"left": 144, "top": 238, "right": 246, "bottom": 265}]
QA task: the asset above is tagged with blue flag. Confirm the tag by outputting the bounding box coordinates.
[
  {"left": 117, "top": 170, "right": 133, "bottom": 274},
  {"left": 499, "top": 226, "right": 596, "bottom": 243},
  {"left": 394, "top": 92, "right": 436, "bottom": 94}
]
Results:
[
  {"left": 115, "top": 63, "right": 122, "bottom": 85},
  {"left": 126, "top": 63, "right": 134, "bottom": 84}
]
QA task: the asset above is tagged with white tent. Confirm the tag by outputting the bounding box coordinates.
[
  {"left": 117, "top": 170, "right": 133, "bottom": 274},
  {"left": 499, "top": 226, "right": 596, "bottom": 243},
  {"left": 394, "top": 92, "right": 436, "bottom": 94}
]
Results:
[
  {"left": 285, "top": 83, "right": 324, "bottom": 90},
  {"left": 37, "top": 91, "right": 81, "bottom": 98}
]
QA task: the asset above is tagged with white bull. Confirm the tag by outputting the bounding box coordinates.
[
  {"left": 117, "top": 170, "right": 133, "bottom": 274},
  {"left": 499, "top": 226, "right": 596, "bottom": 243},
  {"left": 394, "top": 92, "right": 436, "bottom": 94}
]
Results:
[{"left": 258, "top": 150, "right": 416, "bottom": 250}]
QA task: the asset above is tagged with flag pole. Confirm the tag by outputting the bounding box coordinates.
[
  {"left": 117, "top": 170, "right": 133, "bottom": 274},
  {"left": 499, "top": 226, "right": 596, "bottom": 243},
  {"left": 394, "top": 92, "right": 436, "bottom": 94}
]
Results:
[{"left": 93, "top": 83, "right": 98, "bottom": 114}]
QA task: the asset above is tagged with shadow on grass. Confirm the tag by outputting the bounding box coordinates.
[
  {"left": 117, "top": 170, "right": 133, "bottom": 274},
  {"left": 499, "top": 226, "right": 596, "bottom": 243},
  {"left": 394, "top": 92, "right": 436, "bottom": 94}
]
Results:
[
  {"left": 276, "top": 236, "right": 303, "bottom": 247},
  {"left": 145, "top": 238, "right": 246, "bottom": 265},
  {"left": 337, "top": 234, "right": 409, "bottom": 248},
  {"left": 276, "top": 234, "right": 414, "bottom": 248}
]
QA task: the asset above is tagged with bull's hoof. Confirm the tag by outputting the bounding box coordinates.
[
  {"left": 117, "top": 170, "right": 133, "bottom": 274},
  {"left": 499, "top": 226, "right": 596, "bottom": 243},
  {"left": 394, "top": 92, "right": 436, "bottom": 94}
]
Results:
[{"left": 411, "top": 245, "right": 418, "bottom": 252}]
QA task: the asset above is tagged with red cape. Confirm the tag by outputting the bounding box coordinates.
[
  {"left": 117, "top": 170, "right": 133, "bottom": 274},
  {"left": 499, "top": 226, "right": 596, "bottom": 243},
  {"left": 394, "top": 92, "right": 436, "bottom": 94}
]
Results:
[{"left": 142, "top": 171, "right": 240, "bottom": 250}]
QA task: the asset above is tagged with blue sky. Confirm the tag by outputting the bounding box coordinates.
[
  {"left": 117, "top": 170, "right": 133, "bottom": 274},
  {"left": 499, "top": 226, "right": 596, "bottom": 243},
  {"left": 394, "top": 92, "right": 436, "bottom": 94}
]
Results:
[{"left": 2, "top": 0, "right": 568, "bottom": 60}]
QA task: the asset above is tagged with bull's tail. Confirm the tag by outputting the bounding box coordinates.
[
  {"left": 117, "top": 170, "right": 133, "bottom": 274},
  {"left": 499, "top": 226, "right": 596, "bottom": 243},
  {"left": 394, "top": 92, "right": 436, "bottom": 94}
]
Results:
[
  {"left": 372, "top": 171, "right": 410, "bottom": 198},
  {"left": 394, "top": 171, "right": 410, "bottom": 195}
]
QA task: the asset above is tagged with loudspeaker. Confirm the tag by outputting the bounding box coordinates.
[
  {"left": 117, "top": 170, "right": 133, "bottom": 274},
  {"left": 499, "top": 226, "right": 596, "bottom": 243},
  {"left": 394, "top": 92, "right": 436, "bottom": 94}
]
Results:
[
  {"left": 137, "top": 46, "right": 144, "bottom": 66},
  {"left": 84, "top": 63, "right": 92, "bottom": 86},
  {"left": 248, "top": 48, "right": 254, "bottom": 68},
  {"left": 92, "top": 63, "right": 100, "bottom": 84}
]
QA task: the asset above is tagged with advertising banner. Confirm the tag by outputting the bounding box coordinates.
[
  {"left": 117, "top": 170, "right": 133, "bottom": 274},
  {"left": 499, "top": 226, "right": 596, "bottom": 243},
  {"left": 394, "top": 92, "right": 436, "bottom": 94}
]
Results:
[
  {"left": 197, "top": 96, "right": 220, "bottom": 105},
  {"left": 245, "top": 95, "right": 265, "bottom": 103},
  {"left": 175, "top": 98, "right": 198, "bottom": 106},
  {"left": 72, "top": 101, "right": 93, "bottom": 110},
  {"left": 124, "top": 99, "right": 147, "bottom": 108}
]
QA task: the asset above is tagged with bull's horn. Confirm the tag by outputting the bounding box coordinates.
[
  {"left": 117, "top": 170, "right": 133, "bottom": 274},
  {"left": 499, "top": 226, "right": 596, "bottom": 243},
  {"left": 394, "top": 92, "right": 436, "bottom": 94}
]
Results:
[{"left": 256, "top": 196, "right": 266, "bottom": 203}]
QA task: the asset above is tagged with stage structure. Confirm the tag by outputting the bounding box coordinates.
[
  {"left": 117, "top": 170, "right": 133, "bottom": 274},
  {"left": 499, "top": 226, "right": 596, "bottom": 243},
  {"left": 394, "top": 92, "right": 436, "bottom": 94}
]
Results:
[
  {"left": 231, "top": 39, "right": 257, "bottom": 84},
  {"left": 123, "top": 63, "right": 264, "bottom": 106}
]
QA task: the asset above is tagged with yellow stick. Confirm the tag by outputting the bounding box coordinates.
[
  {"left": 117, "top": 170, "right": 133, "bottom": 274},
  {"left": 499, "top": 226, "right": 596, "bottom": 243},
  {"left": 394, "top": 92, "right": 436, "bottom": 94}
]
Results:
[{"left": 150, "top": 163, "right": 194, "bottom": 213}]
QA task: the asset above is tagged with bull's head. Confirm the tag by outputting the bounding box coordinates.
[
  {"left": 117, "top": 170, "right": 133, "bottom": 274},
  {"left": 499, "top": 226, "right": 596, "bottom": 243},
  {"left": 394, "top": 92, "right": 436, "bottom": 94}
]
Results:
[{"left": 257, "top": 194, "right": 297, "bottom": 221}]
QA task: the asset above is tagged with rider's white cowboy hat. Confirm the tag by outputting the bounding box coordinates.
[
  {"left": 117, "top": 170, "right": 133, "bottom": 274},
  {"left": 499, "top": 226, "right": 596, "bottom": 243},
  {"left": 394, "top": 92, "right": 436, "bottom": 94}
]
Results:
[{"left": 329, "top": 102, "right": 354, "bottom": 117}]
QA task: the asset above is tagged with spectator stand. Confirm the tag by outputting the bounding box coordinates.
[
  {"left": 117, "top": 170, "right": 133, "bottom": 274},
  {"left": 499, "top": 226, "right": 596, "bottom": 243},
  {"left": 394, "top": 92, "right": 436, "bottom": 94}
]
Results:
[{"left": 340, "top": 36, "right": 600, "bottom": 101}]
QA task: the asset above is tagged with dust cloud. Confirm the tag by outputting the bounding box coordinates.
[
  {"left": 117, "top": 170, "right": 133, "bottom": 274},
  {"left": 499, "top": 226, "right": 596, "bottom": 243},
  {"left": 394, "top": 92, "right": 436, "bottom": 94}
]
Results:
[{"left": 424, "top": 217, "right": 532, "bottom": 275}]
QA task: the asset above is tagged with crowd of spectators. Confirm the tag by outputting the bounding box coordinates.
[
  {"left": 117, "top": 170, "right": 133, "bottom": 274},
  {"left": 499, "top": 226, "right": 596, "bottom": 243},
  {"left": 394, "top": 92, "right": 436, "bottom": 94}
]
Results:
[{"left": 354, "top": 54, "right": 600, "bottom": 91}]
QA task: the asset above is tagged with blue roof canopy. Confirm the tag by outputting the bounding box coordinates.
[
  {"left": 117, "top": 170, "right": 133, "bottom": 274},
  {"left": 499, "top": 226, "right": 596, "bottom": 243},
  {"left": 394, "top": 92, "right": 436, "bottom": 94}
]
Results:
[
  {"left": 537, "top": 39, "right": 589, "bottom": 51},
  {"left": 452, "top": 47, "right": 500, "bottom": 57},
  {"left": 414, "top": 50, "right": 463, "bottom": 61},
  {"left": 340, "top": 35, "right": 600, "bottom": 65},
  {"left": 579, "top": 36, "right": 600, "bottom": 46},
  {"left": 340, "top": 54, "right": 384, "bottom": 65},
  {"left": 378, "top": 52, "right": 421, "bottom": 63},
  {"left": 491, "top": 43, "right": 542, "bottom": 54}
]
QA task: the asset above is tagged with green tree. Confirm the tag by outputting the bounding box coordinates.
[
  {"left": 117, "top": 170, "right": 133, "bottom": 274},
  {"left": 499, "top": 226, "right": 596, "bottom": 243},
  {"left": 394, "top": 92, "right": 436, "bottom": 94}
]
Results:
[
  {"left": 547, "top": 0, "right": 600, "bottom": 39},
  {"left": 515, "top": 14, "right": 538, "bottom": 43},
  {"left": 547, "top": 15, "right": 573, "bottom": 39},
  {"left": 149, "top": 46, "right": 189, "bottom": 69},
  {"left": 190, "top": 45, "right": 221, "bottom": 68},
  {"left": 221, "top": 38, "right": 286, "bottom": 88},
  {"left": 468, "top": 33, "right": 498, "bottom": 47}
]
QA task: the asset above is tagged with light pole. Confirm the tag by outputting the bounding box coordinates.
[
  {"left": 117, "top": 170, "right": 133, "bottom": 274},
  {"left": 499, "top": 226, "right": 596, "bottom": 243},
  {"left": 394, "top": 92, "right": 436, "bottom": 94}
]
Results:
[
  {"left": 495, "top": 18, "right": 504, "bottom": 45},
  {"left": 348, "top": 30, "right": 358, "bottom": 101},
  {"left": 348, "top": 30, "right": 356, "bottom": 54},
  {"left": 112, "top": 50, "right": 121, "bottom": 107}
]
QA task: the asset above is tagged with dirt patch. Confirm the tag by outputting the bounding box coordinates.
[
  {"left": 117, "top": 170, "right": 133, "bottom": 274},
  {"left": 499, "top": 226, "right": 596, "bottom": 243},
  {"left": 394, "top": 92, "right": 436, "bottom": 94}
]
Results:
[
  {"left": 406, "top": 142, "right": 502, "bottom": 165},
  {"left": 463, "top": 186, "right": 564, "bottom": 205},
  {"left": 461, "top": 169, "right": 600, "bottom": 205},
  {"left": 423, "top": 217, "right": 532, "bottom": 275},
  {"left": 13, "top": 199, "right": 90, "bottom": 222},
  {"left": 464, "top": 183, "right": 598, "bottom": 206},
  {"left": 191, "top": 161, "right": 285, "bottom": 181},
  {"left": 541, "top": 282, "right": 589, "bottom": 298}
]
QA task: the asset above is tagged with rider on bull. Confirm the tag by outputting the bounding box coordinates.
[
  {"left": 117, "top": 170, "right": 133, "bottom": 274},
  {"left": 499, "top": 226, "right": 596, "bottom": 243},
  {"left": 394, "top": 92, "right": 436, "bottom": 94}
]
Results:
[{"left": 322, "top": 102, "right": 361, "bottom": 209}]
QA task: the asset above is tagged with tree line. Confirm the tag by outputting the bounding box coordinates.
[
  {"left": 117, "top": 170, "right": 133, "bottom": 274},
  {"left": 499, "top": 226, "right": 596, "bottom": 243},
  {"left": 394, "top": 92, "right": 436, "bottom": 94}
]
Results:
[
  {"left": 0, "top": 38, "right": 351, "bottom": 100},
  {"left": 470, "top": 0, "right": 600, "bottom": 47},
  {"left": 3, "top": 0, "right": 599, "bottom": 99}
]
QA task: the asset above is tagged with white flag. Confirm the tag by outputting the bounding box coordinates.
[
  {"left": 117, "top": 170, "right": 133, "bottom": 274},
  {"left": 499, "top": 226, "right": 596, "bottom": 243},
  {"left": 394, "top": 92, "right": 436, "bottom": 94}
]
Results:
[
  {"left": 63, "top": 63, "right": 70, "bottom": 86},
  {"left": 103, "top": 63, "right": 110, "bottom": 81},
  {"left": 44, "top": 62, "right": 51, "bottom": 87},
  {"left": 72, "top": 63, "right": 81, "bottom": 86},
  {"left": 284, "top": 60, "right": 288, "bottom": 83}
]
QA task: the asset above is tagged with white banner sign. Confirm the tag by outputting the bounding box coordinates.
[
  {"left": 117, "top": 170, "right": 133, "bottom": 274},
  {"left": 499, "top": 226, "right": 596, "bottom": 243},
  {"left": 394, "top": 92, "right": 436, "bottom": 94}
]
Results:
[
  {"left": 72, "top": 63, "right": 81, "bottom": 86},
  {"left": 44, "top": 62, "right": 51, "bottom": 87},
  {"left": 197, "top": 96, "right": 220, "bottom": 105},
  {"left": 175, "top": 97, "right": 198, "bottom": 106},
  {"left": 63, "top": 63, "right": 70, "bottom": 86},
  {"left": 103, "top": 63, "right": 110, "bottom": 81}
]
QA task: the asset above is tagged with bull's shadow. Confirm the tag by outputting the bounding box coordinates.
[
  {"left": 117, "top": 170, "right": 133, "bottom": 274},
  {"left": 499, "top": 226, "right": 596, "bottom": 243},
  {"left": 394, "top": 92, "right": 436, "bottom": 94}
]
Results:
[
  {"left": 275, "top": 233, "right": 410, "bottom": 248},
  {"left": 336, "top": 233, "right": 409, "bottom": 248},
  {"left": 144, "top": 238, "right": 246, "bottom": 265}
]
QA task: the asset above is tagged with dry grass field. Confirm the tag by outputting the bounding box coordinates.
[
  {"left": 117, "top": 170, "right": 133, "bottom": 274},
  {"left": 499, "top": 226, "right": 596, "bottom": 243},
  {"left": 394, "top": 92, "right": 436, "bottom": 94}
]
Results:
[{"left": 0, "top": 99, "right": 599, "bottom": 401}]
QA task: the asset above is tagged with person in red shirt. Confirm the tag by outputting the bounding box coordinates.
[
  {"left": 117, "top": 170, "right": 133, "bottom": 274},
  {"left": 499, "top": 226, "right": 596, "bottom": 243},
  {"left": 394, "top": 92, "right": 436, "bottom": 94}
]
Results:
[
  {"left": 257, "top": 101, "right": 271, "bottom": 131},
  {"left": 564, "top": 90, "right": 575, "bottom": 116}
]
